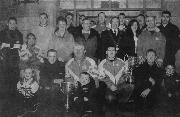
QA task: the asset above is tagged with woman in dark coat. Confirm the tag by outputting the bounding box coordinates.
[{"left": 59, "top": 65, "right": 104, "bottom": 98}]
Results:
[{"left": 123, "top": 19, "right": 140, "bottom": 57}]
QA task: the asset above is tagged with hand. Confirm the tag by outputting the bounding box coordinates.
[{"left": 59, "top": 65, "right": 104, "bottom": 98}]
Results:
[
  {"left": 139, "top": 56, "right": 145, "bottom": 64},
  {"left": 58, "top": 57, "right": 64, "bottom": 62},
  {"left": 45, "top": 86, "right": 51, "bottom": 90},
  {"left": 119, "top": 25, "right": 125, "bottom": 31},
  {"left": 149, "top": 77, "right": 155, "bottom": 86},
  {"left": 84, "top": 97, "right": 88, "bottom": 101},
  {"left": 74, "top": 97, "right": 78, "bottom": 101},
  {"left": 154, "top": 27, "right": 160, "bottom": 32},
  {"left": 13, "top": 44, "right": 21, "bottom": 49},
  {"left": 54, "top": 79, "right": 63, "bottom": 84},
  {"left": 168, "top": 93, "right": 172, "bottom": 98},
  {"left": 110, "top": 85, "right": 117, "bottom": 91},
  {"left": 140, "top": 88, "right": 151, "bottom": 98},
  {"left": 156, "top": 59, "right": 163, "bottom": 68}
]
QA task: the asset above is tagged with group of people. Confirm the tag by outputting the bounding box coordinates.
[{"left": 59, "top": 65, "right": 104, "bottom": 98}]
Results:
[{"left": 0, "top": 10, "right": 180, "bottom": 117}]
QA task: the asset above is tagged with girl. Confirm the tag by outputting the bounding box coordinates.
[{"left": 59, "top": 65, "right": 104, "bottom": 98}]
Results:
[
  {"left": 17, "top": 66, "right": 39, "bottom": 114},
  {"left": 19, "top": 33, "right": 43, "bottom": 70}
]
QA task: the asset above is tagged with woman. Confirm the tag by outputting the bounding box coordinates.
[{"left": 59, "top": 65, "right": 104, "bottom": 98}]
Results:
[{"left": 123, "top": 19, "right": 140, "bottom": 57}]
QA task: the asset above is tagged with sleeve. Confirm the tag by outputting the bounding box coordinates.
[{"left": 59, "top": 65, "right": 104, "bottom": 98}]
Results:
[
  {"left": 19, "top": 32, "right": 23, "bottom": 45},
  {"left": 136, "top": 34, "right": 144, "bottom": 57},
  {"left": 31, "top": 81, "right": 39, "bottom": 94},
  {"left": 158, "top": 33, "right": 166, "bottom": 60},
  {"left": 39, "top": 62, "right": 50, "bottom": 87}
]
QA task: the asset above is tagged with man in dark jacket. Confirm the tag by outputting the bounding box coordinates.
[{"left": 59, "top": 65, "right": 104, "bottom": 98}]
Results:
[
  {"left": 100, "top": 17, "right": 126, "bottom": 60},
  {"left": 40, "top": 49, "right": 65, "bottom": 110},
  {"left": 158, "top": 10, "right": 180, "bottom": 66},
  {"left": 74, "top": 18, "right": 100, "bottom": 62},
  {"left": 0, "top": 17, "right": 23, "bottom": 98},
  {"left": 133, "top": 49, "right": 163, "bottom": 110}
]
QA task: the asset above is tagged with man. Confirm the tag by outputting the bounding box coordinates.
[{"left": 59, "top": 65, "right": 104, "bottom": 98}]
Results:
[
  {"left": 118, "top": 13, "right": 127, "bottom": 32},
  {"left": 136, "top": 14, "right": 146, "bottom": 34},
  {"left": 48, "top": 16, "right": 74, "bottom": 62},
  {"left": 74, "top": 18, "right": 100, "bottom": 62},
  {"left": 0, "top": 17, "right": 23, "bottom": 98},
  {"left": 98, "top": 45, "right": 128, "bottom": 113},
  {"left": 137, "top": 16, "right": 166, "bottom": 67},
  {"left": 133, "top": 49, "right": 163, "bottom": 110},
  {"left": 76, "top": 14, "right": 86, "bottom": 31},
  {"left": 93, "top": 12, "right": 107, "bottom": 35},
  {"left": 40, "top": 49, "right": 65, "bottom": 109},
  {"left": 66, "top": 13, "right": 76, "bottom": 37},
  {"left": 31, "top": 12, "right": 54, "bottom": 57},
  {"left": 158, "top": 10, "right": 180, "bottom": 66},
  {"left": 65, "top": 44, "right": 99, "bottom": 87},
  {"left": 101, "top": 17, "right": 126, "bottom": 60}
]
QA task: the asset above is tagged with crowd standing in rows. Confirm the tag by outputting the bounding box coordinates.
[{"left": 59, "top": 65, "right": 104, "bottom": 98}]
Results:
[{"left": 0, "top": 10, "right": 180, "bottom": 117}]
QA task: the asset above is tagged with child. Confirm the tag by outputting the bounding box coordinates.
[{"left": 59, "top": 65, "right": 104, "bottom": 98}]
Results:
[
  {"left": 17, "top": 66, "right": 39, "bottom": 115},
  {"left": 72, "top": 72, "right": 97, "bottom": 116},
  {"left": 19, "top": 33, "right": 43, "bottom": 70},
  {"left": 162, "top": 65, "right": 178, "bottom": 98}
]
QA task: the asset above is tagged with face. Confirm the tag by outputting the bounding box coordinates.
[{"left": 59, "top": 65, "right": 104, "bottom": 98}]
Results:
[
  {"left": 27, "top": 35, "right": 36, "bottom": 46},
  {"left": 79, "top": 15, "right": 85, "bottom": 25},
  {"left": 8, "top": 20, "right": 17, "bottom": 30},
  {"left": 24, "top": 68, "right": 33, "bottom": 80},
  {"left": 166, "top": 65, "right": 174, "bottom": 75},
  {"left": 137, "top": 16, "right": 145, "bottom": 27},
  {"left": 98, "top": 13, "right": 106, "bottom": 24},
  {"left": 146, "top": 51, "right": 156, "bottom": 63},
  {"left": 111, "top": 18, "right": 119, "bottom": 29},
  {"left": 131, "top": 22, "right": 138, "bottom": 32},
  {"left": 119, "top": 15, "right": 125, "bottom": 25},
  {"left": 66, "top": 15, "right": 73, "bottom": 26},
  {"left": 146, "top": 17, "right": 155, "bottom": 29},
  {"left": 57, "top": 21, "right": 67, "bottom": 32},
  {"left": 47, "top": 51, "right": 57, "bottom": 64},
  {"left": 82, "top": 20, "right": 91, "bottom": 31},
  {"left": 106, "top": 47, "right": 116, "bottom": 60},
  {"left": 74, "top": 46, "right": 85, "bottom": 59},
  {"left": 80, "top": 74, "right": 90, "bottom": 86},
  {"left": 162, "top": 13, "right": 170, "bottom": 25},
  {"left": 40, "top": 14, "right": 48, "bottom": 26}
]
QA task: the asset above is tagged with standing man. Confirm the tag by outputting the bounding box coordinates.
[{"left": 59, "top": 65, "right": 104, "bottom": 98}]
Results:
[
  {"left": 32, "top": 12, "right": 54, "bottom": 57},
  {"left": 158, "top": 10, "right": 180, "bottom": 65},
  {"left": 94, "top": 12, "right": 107, "bottom": 35},
  {"left": 0, "top": 17, "right": 23, "bottom": 98},
  {"left": 66, "top": 13, "right": 76, "bottom": 37},
  {"left": 101, "top": 17, "right": 126, "bottom": 60},
  {"left": 75, "top": 18, "right": 100, "bottom": 62}
]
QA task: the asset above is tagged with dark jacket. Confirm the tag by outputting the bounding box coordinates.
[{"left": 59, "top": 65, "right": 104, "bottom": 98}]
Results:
[
  {"left": 158, "top": 23, "right": 180, "bottom": 65},
  {"left": 40, "top": 59, "right": 65, "bottom": 87},
  {"left": 133, "top": 61, "right": 163, "bottom": 94},
  {"left": 74, "top": 28, "right": 100, "bottom": 61}
]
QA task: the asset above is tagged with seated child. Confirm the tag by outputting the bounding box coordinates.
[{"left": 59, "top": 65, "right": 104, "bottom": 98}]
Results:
[
  {"left": 162, "top": 65, "right": 179, "bottom": 98},
  {"left": 72, "top": 72, "right": 97, "bottom": 116},
  {"left": 19, "top": 33, "right": 43, "bottom": 70},
  {"left": 17, "top": 66, "right": 39, "bottom": 114}
]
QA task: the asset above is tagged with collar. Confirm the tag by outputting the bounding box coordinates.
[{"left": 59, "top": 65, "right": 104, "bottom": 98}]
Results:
[
  {"left": 82, "top": 30, "right": 90, "bottom": 34},
  {"left": 39, "top": 23, "right": 48, "bottom": 27}
]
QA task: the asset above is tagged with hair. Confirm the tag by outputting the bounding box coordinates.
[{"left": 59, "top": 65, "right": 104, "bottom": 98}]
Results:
[
  {"left": 8, "top": 17, "right": 17, "bottom": 23},
  {"left": 162, "top": 10, "right": 171, "bottom": 17},
  {"left": 110, "top": 16, "right": 119, "bottom": 24},
  {"left": 119, "top": 13, "right": 125, "bottom": 17},
  {"left": 146, "top": 49, "right": 157, "bottom": 56},
  {"left": 137, "top": 14, "right": 146, "bottom": 20},
  {"left": 80, "top": 14, "right": 86, "bottom": 18},
  {"left": 98, "top": 12, "right": 106, "bottom": 17},
  {"left": 26, "top": 33, "right": 36, "bottom": 44},
  {"left": 106, "top": 44, "right": 116, "bottom": 51},
  {"left": 66, "top": 12, "right": 73, "bottom": 18},
  {"left": 47, "top": 49, "right": 57, "bottom": 56},
  {"left": 127, "top": 19, "right": 141, "bottom": 36},
  {"left": 82, "top": 17, "right": 90, "bottom": 23},
  {"left": 20, "top": 66, "right": 37, "bottom": 83},
  {"left": 39, "top": 12, "right": 48, "bottom": 18},
  {"left": 56, "top": 16, "right": 67, "bottom": 25}
]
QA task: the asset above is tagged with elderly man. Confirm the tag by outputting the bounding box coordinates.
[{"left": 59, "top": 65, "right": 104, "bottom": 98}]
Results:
[{"left": 65, "top": 44, "right": 99, "bottom": 87}]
